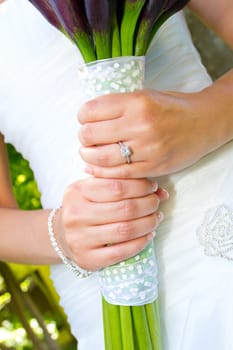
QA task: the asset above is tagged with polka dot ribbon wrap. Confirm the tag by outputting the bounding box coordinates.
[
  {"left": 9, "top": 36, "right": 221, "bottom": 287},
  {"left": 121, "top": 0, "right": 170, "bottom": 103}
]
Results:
[
  {"left": 99, "top": 241, "right": 158, "bottom": 306},
  {"left": 79, "top": 55, "right": 145, "bottom": 98},
  {"left": 80, "top": 56, "right": 158, "bottom": 306}
]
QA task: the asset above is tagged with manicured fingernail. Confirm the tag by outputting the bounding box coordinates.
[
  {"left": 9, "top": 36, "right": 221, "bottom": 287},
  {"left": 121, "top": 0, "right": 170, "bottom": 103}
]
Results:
[
  {"left": 152, "top": 180, "right": 158, "bottom": 192},
  {"left": 84, "top": 166, "right": 93, "bottom": 175},
  {"left": 147, "top": 231, "right": 156, "bottom": 241},
  {"left": 157, "top": 211, "right": 164, "bottom": 223},
  {"left": 161, "top": 188, "right": 169, "bottom": 199}
]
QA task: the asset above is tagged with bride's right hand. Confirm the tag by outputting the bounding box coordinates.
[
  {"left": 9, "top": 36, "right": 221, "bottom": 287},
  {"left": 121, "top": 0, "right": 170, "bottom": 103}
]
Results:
[{"left": 55, "top": 177, "right": 167, "bottom": 271}]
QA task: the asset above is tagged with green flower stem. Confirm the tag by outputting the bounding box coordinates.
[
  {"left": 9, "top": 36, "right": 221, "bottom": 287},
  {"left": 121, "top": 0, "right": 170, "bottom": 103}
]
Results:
[
  {"left": 120, "top": 0, "right": 146, "bottom": 55},
  {"left": 74, "top": 32, "right": 96, "bottom": 63},
  {"left": 84, "top": 0, "right": 111, "bottom": 61},
  {"left": 111, "top": 15, "right": 121, "bottom": 57},
  {"left": 102, "top": 298, "right": 111, "bottom": 348},
  {"left": 135, "top": 19, "right": 151, "bottom": 56},
  {"left": 145, "top": 300, "right": 162, "bottom": 349},
  {"left": 120, "top": 306, "right": 135, "bottom": 349},
  {"left": 93, "top": 32, "right": 111, "bottom": 60},
  {"left": 155, "top": 299, "right": 162, "bottom": 346},
  {"left": 102, "top": 297, "right": 122, "bottom": 349},
  {"left": 132, "top": 305, "right": 153, "bottom": 349},
  {"left": 109, "top": 0, "right": 121, "bottom": 57}
]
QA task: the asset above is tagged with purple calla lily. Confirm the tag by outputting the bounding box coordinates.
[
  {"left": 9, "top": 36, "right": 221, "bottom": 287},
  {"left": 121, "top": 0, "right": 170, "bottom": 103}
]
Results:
[
  {"left": 84, "top": 0, "right": 111, "bottom": 59},
  {"left": 135, "top": 0, "right": 165, "bottom": 55},
  {"left": 49, "top": 0, "right": 96, "bottom": 62},
  {"left": 29, "top": 0, "right": 62, "bottom": 29},
  {"left": 146, "top": 0, "right": 191, "bottom": 51}
]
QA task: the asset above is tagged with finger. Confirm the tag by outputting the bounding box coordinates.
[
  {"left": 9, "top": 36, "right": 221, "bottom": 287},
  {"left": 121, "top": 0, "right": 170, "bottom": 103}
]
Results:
[
  {"left": 84, "top": 162, "right": 154, "bottom": 179},
  {"left": 78, "top": 178, "right": 158, "bottom": 202},
  {"left": 80, "top": 142, "right": 144, "bottom": 166},
  {"left": 77, "top": 194, "right": 160, "bottom": 225},
  {"left": 87, "top": 233, "right": 155, "bottom": 270},
  {"left": 78, "top": 118, "right": 131, "bottom": 147},
  {"left": 78, "top": 93, "right": 132, "bottom": 124},
  {"left": 84, "top": 211, "right": 163, "bottom": 247},
  {"left": 155, "top": 187, "right": 169, "bottom": 201}
]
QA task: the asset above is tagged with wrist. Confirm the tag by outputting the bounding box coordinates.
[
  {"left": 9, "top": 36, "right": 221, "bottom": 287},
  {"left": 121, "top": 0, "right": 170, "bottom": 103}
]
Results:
[
  {"left": 47, "top": 208, "right": 92, "bottom": 278},
  {"left": 52, "top": 206, "right": 74, "bottom": 259}
]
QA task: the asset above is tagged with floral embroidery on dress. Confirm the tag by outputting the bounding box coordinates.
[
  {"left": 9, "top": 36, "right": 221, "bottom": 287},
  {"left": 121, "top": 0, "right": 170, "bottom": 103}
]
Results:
[{"left": 197, "top": 205, "right": 233, "bottom": 261}]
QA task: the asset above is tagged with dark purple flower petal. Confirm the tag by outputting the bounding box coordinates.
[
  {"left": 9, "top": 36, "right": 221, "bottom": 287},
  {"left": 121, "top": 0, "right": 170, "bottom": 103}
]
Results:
[
  {"left": 163, "top": 0, "right": 190, "bottom": 12},
  {"left": 49, "top": 0, "right": 89, "bottom": 38},
  {"left": 145, "top": 0, "right": 190, "bottom": 53},
  {"left": 48, "top": 0, "right": 96, "bottom": 61},
  {"left": 84, "top": 0, "right": 111, "bottom": 59},
  {"left": 135, "top": 0, "right": 164, "bottom": 55},
  {"left": 29, "top": 0, "right": 62, "bottom": 29},
  {"left": 84, "top": 0, "right": 110, "bottom": 33}
]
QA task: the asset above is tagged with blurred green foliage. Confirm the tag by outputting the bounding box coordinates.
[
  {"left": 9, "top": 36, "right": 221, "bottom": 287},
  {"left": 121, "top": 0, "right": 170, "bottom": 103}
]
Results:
[
  {"left": 7, "top": 144, "right": 42, "bottom": 210},
  {"left": 0, "top": 144, "right": 77, "bottom": 350}
]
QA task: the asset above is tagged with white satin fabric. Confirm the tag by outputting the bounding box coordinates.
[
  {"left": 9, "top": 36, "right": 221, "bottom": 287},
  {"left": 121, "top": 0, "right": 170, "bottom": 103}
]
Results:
[{"left": 1, "top": 1, "right": 233, "bottom": 349}]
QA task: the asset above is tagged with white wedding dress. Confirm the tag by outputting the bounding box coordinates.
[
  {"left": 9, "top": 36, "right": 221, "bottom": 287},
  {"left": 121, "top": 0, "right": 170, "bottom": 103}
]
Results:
[{"left": 1, "top": 0, "right": 233, "bottom": 349}]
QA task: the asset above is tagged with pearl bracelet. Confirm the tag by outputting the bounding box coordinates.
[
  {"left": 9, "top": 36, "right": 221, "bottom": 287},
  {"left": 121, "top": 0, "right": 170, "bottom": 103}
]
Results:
[{"left": 48, "top": 207, "right": 92, "bottom": 278}]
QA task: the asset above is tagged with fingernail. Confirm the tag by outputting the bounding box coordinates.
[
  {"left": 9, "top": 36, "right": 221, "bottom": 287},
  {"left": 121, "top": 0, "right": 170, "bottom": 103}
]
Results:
[
  {"left": 157, "top": 211, "right": 164, "bottom": 223},
  {"left": 147, "top": 231, "right": 156, "bottom": 241},
  {"left": 84, "top": 166, "right": 93, "bottom": 175},
  {"left": 152, "top": 180, "right": 158, "bottom": 192},
  {"left": 161, "top": 188, "right": 169, "bottom": 199}
]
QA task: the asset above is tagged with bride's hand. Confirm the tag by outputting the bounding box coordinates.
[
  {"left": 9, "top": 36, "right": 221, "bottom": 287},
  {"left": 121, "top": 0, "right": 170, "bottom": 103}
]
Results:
[
  {"left": 55, "top": 177, "right": 167, "bottom": 271},
  {"left": 78, "top": 88, "right": 219, "bottom": 178}
]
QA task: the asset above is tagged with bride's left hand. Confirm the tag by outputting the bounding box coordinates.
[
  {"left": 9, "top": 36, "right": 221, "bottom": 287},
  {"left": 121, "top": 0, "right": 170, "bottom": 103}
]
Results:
[{"left": 78, "top": 88, "right": 217, "bottom": 178}]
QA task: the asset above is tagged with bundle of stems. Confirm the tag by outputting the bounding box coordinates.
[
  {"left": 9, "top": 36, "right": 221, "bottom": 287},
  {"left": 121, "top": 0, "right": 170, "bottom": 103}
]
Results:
[
  {"left": 29, "top": 1, "right": 190, "bottom": 349},
  {"left": 102, "top": 293, "right": 162, "bottom": 349}
]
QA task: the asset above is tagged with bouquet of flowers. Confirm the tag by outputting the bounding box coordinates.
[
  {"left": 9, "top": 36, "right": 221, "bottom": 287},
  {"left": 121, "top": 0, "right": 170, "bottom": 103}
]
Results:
[{"left": 29, "top": 1, "right": 190, "bottom": 349}]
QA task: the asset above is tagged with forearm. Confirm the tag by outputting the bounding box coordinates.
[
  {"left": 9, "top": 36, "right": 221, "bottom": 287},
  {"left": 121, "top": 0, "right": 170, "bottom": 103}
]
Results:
[
  {"left": 0, "top": 208, "right": 60, "bottom": 265},
  {"left": 197, "top": 69, "right": 233, "bottom": 153},
  {"left": 189, "top": 0, "right": 233, "bottom": 48},
  {"left": 0, "top": 134, "right": 18, "bottom": 208}
]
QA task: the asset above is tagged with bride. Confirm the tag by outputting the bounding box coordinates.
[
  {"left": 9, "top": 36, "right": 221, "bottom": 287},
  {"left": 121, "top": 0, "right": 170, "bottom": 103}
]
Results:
[{"left": 0, "top": 0, "right": 233, "bottom": 349}]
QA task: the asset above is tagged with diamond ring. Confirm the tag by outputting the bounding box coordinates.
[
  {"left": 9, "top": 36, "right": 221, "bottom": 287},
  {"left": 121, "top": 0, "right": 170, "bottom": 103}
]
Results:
[{"left": 118, "top": 141, "right": 132, "bottom": 164}]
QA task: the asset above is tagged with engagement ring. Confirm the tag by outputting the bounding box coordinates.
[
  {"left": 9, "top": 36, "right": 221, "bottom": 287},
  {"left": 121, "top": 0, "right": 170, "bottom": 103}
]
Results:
[{"left": 118, "top": 141, "right": 132, "bottom": 164}]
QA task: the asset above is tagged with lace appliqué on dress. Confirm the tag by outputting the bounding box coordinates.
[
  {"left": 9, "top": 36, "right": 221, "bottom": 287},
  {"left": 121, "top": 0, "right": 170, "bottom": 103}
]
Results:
[{"left": 197, "top": 205, "right": 233, "bottom": 261}]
